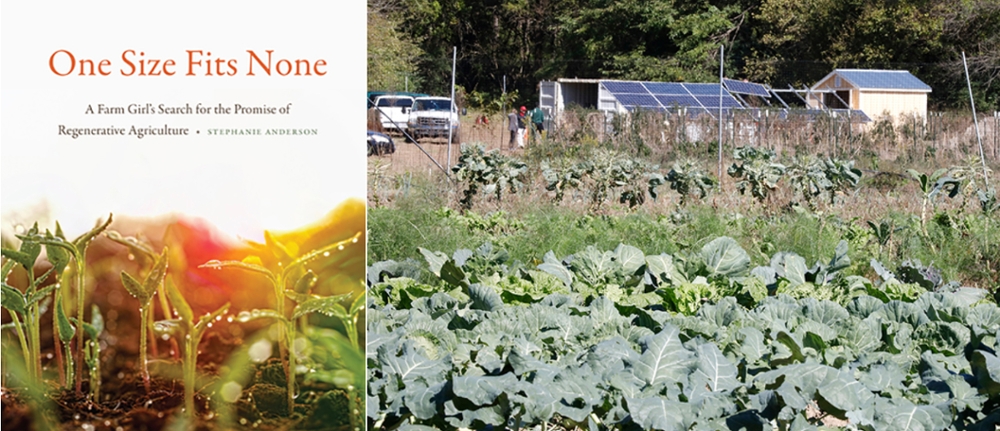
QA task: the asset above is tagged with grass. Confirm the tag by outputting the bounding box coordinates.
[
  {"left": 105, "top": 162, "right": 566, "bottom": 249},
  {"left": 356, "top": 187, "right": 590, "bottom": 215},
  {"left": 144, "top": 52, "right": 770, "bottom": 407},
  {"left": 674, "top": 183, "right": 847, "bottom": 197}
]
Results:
[{"left": 368, "top": 171, "right": 999, "bottom": 289}]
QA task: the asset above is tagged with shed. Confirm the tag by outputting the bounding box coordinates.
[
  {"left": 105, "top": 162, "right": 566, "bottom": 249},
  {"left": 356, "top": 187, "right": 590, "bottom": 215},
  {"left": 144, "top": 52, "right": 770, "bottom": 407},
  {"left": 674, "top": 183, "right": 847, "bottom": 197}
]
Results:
[{"left": 807, "top": 69, "right": 930, "bottom": 123}]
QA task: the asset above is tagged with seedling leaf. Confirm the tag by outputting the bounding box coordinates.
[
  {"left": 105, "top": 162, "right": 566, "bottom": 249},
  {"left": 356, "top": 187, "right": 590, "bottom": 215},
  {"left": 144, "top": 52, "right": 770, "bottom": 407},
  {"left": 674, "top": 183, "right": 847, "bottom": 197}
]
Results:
[
  {"left": 72, "top": 214, "right": 113, "bottom": 253},
  {"left": 165, "top": 280, "right": 194, "bottom": 324},
  {"left": 349, "top": 291, "right": 365, "bottom": 316},
  {"left": 105, "top": 230, "right": 156, "bottom": 263},
  {"left": 26, "top": 283, "right": 59, "bottom": 305},
  {"left": 284, "top": 231, "right": 363, "bottom": 277},
  {"left": 293, "top": 270, "right": 317, "bottom": 294},
  {"left": 121, "top": 271, "right": 151, "bottom": 305},
  {"left": 293, "top": 295, "right": 352, "bottom": 320},
  {"left": 195, "top": 302, "right": 230, "bottom": 333},
  {"left": 44, "top": 231, "right": 72, "bottom": 274},
  {"left": 1, "top": 283, "right": 26, "bottom": 314},
  {"left": 55, "top": 296, "right": 75, "bottom": 343},
  {"left": 1, "top": 248, "right": 38, "bottom": 272},
  {"left": 235, "top": 308, "right": 288, "bottom": 324},
  {"left": 199, "top": 259, "right": 275, "bottom": 282}
]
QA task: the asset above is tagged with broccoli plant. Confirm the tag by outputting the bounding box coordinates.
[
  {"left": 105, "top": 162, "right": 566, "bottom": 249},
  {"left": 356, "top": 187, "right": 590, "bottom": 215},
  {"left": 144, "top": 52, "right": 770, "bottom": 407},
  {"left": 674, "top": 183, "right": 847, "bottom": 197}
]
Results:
[
  {"left": 452, "top": 144, "right": 529, "bottom": 210},
  {"left": 727, "top": 146, "right": 786, "bottom": 204},
  {"left": 907, "top": 168, "right": 961, "bottom": 235},
  {"left": 200, "top": 231, "right": 362, "bottom": 415},
  {"left": 667, "top": 159, "right": 716, "bottom": 205},
  {"left": 158, "top": 281, "right": 230, "bottom": 419},
  {"left": 119, "top": 247, "right": 169, "bottom": 392}
]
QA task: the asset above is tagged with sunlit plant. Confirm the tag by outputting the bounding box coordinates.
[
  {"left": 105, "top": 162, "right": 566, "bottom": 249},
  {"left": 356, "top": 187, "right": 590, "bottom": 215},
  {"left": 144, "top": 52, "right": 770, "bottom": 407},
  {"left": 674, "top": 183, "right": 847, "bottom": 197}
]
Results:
[
  {"left": 119, "top": 247, "right": 169, "bottom": 392},
  {"left": 200, "top": 231, "right": 363, "bottom": 415},
  {"left": 158, "top": 281, "right": 230, "bottom": 419}
]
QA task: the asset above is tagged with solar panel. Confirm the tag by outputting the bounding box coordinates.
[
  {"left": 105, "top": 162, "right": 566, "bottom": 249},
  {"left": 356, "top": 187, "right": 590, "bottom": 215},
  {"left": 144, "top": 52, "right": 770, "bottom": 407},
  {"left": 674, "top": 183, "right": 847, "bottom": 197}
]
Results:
[
  {"left": 834, "top": 70, "right": 930, "bottom": 91},
  {"left": 655, "top": 95, "right": 697, "bottom": 108},
  {"left": 723, "top": 78, "right": 770, "bottom": 97},
  {"left": 644, "top": 82, "right": 688, "bottom": 95},
  {"left": 696, "top": 95, "right": 741, "bottom": 109},
  {"left": 683, "top": 83, "right": 725, "bottom": 95},
  {"left": 602, "top": 81, "right": 647, "bottom": 93},
  {"left": 615, "top": 93, "right": 659, "bottom": 108}
]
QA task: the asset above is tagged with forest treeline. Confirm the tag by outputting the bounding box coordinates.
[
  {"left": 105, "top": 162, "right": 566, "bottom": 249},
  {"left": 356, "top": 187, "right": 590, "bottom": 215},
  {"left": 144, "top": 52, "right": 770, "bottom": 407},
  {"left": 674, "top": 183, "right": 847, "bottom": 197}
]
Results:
[{"left": 368, "top": 0, "right": 999, "bottom": 111}]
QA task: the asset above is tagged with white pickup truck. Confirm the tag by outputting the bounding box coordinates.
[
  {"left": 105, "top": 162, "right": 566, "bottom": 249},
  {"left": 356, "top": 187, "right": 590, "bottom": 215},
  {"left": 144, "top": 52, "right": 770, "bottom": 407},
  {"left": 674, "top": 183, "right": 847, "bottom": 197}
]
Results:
[
  {"left": 407, "top": 96, "right": 461, "bottom": 144},
  {"left": 373, "top": 95, "right": 415, "bottom": 134}
]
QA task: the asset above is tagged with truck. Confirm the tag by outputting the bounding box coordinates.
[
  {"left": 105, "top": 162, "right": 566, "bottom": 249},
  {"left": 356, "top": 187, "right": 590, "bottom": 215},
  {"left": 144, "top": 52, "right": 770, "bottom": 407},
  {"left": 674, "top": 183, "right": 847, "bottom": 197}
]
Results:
[
  {"left": 372, "top": 95, "right": 415, "bottom": 134},
  {"left": 407, "top": 96, "right": 461, "bottom": 144}
]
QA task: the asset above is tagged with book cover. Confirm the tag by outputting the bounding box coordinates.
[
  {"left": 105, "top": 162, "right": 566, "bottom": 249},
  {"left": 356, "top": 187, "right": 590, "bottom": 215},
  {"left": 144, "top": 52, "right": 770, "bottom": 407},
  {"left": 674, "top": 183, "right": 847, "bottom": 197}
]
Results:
[{"left": 1, "top": 2, "right": 367, "bottom": 429}]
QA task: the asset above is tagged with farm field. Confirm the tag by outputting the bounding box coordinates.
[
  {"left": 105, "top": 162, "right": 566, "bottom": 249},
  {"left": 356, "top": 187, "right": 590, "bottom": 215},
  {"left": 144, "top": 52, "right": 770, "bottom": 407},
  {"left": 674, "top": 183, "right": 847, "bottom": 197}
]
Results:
[{"left": 367, "top": 109, "right": 1000, "bottom": 430}]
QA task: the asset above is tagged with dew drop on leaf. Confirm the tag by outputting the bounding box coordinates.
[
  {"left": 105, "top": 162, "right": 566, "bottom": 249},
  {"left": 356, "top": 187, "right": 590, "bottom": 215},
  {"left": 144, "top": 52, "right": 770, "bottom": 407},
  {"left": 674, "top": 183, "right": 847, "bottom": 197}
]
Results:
[
  {"left": 323, "top": 251, "right": 330, "bottom": 257},
  {"left": 161, "top": 334, "right": 169, "bottom": 341},
  {"left": 338, "top": 245, "right": 345, "bottom": 250}
]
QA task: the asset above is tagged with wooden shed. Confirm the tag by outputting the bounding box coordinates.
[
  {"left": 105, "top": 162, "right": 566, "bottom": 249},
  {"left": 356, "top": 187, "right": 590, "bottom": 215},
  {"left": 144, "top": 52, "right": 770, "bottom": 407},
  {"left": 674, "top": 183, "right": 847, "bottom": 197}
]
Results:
[{"left": 807, "top": 69, "right": 930, "bottom": 124}]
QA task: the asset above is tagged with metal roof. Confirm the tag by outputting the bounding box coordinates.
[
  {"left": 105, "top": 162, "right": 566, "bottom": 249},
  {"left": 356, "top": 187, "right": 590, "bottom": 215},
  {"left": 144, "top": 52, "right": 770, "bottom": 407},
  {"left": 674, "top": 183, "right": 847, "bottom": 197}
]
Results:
[{"left": 816, "top": 69, "right": 931, "bottom": 92}]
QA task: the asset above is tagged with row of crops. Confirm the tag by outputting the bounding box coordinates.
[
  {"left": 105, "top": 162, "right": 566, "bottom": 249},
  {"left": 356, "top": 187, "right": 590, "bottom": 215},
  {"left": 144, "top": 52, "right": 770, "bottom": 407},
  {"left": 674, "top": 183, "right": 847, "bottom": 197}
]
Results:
[{"left": 367, "top": 238, "right": 1000, "bottom": 430}]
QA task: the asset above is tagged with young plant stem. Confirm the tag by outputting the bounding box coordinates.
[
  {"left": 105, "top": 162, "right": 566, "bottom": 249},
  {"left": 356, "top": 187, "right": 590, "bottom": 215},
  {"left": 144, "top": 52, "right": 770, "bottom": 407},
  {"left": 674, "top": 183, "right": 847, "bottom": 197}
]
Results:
[
  {"left": 63, "top": 339, "right": 74, "bottom": 388},
  {"left": 273, "top": 272, "right": 295, "bottom": 415},
  {"left": 184, "top": 333, "right": 197, "bottom": 417},
  {"left": 74, "top": 259, "right": 86, "bottom": 395},
  {"left": 9, "top": 311, "right": 32, "bottom": 378},
  {"left": 53, "top": 316, "right": 65, "bottom": 386},
  {"left": 148, "top": 308, "right": 158, "bottom": 357},
  {"left": 139, "top": 304, "right": 150, "bottom": 392}
]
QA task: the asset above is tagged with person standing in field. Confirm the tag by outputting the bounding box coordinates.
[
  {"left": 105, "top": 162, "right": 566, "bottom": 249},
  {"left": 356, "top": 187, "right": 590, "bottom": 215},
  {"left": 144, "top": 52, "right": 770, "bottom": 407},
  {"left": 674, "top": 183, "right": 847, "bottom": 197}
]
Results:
[
  {"left": 517, "top": 106, "right": 527, "bottom": 148},
  {"left": 507, "top": 109, "right": 519, "bottom": 150},
  {"left": 529, "top": 106, "right": 545, "bottom": 143}
]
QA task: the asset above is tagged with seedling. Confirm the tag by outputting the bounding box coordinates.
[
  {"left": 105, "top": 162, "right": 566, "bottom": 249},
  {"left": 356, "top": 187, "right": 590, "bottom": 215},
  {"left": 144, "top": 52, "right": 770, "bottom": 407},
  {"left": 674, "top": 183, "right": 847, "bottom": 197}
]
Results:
[
  {"left": 107, "top": 230, "right": 172, "bottom": 358},
  {"left": 159, "top": 281, "right": 230, "bottom": 419},
  {"left": 120, "top": 247, "right": 169, "bottom": 392},
  {"left": 20, "top": 215, "right": 113, "bottom": 394},
  {"left": 200, "top": 231, "right": 362, "bottom": 414}
]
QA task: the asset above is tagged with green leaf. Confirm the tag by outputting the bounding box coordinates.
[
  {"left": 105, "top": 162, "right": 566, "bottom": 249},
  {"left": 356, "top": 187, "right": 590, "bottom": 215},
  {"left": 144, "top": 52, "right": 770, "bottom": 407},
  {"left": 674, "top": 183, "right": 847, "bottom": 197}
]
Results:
[
  {"left": 120, "top": 271, "right": 151, "bottom": 305},
  {"left": 165, "top": 280, "right": 193, "bottom": 324},
  {"left": 55, "top": 296, "right": 75, "bottom": 343},
  {"left": 44, "top": 233, "right": 72, "bottom": 274},
  {"left": 418, "top": 247, "right": 448, "bottom": 276},
  {"left": 105, "top": 230, "right": 156, "bottom": 264},
  {"left": 234, "top": 308, "right": 288, "bottom": 324},
  {"left": 634, "top": 325, "right": 695, "bottom": 388},
  {"left": 349, "top": 291, "right": 365, "bottom": 316},
  {"left": 198, "top": 259, "right": 275, "bottom": 282},
  {"left": 1, "top": 283, "right": 26, "bottom": 314},
  {"left": 195, "top": 302, "right": 230, "bottom": 333},
  {"left": 468, "top": 284, "right": 502, "bottom": 311},
  {"left": 1, "top": 247, "right": 38, "bottom": 272},
  {"left": 701, "top": 237, "right": 750, "bottom": 277},
  {"left": 293, "top": 269, "right": 317, "bottom": 294},
  {"left": 439, "top": 260, "right": 468, "bottom": 288},
  {"left": 537, "top": 251, "right": 573, "bottom": 287},
  {"left": 72, "top": 214, "right": 113, "bottom": 253},
  {"left": 293, "top": 295, "right": 352, "bottom": 320}
]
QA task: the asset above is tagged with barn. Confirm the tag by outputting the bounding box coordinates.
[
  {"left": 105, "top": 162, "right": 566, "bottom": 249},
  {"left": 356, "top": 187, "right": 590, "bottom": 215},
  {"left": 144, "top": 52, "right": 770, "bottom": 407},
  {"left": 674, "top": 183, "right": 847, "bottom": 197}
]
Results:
[{"left": 807, "top": 69, "right": 931, "bottom": 124}]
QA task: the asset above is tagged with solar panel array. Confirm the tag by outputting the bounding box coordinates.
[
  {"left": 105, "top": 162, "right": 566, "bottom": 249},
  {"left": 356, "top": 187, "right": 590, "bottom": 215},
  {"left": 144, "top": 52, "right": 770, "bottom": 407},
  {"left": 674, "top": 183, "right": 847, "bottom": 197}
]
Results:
[
  {"left": 600, "top": 80, "right": 742, "bottom": 117},
  {"left": 723, "top": 78, "right": 770, "bottom": 97},
  {"left": 600, "top": 79, "right": 871, "bottom": 122}
]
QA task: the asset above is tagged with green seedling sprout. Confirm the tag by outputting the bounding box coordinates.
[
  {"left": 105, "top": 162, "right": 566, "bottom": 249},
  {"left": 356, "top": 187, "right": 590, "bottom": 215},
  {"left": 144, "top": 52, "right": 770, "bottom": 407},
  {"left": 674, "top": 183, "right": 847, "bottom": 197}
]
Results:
[
  {"left": 23, "top": 215, "right": 113, "bottom": 395},
  {"left": 120, "top": 247, "right": 169, "bottom": 392},
  {"left": 54, "top": 295, "right": 76, "bottom": 387},
  {"left": 160, "top": 281, "right": 230, "bottom": 420},
  {"left": 73, "top": 304, "right": 105, "bottom": 401},
  {"left": 2, "top": 223, "right": 63, "bottom": 384},
  {"left": 200, "top": 231, "right": 362, "bottom": 415},
  {"left": 106, "top": 230, "right": 172, "bottom": 359}
]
